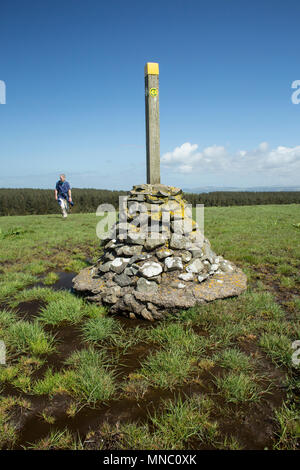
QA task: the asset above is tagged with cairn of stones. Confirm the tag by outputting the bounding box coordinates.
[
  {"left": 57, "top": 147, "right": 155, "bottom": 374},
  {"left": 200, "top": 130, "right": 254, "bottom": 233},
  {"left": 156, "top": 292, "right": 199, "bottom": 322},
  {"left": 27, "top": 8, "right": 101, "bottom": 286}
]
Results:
[
  {"left": 72, "top": 62, "right": 247, "bottom": 320},
  {"left": 73, "top": 183, "right": 247, "bottom": 321}
]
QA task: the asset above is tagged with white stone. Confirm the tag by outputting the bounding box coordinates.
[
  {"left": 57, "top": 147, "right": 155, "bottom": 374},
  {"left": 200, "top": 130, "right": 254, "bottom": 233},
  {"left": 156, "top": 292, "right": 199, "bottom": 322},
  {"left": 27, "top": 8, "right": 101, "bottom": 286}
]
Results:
[
  {"left": 110, "top": 257, "right": 131, "bottom": 274},
  {"left": 111, "top": 258, "right": 124, "bottom": 267},
  {"left": 177, "top": 283, "right": 186, "bottom": 289},
  {"left": 140, "top": 261, "right": 163, "bottom": 278},
  {"left": 178, "top": 272, "right": 194, "bottom": 281},
  {"left": 210, "top": 264, "right": 219, "bottom": 271}
]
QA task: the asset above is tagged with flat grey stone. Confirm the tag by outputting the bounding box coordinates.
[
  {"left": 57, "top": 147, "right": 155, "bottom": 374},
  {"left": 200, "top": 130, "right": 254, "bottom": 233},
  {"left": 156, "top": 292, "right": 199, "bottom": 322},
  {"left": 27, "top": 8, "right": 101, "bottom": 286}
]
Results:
[
  {"left": 190, "top": 247, "right": 203, "bottom": 259},
  {"left": 102, "top": 251, "right": 115, "bottom": 262},
  {"left": 123, "top": 293, "right": 143, "bottom": 314},
  {"left": 116, "top": 245, "right": 143, "bottom": 257},
  {"left": 144, "top": 235, "right": 166, "bottom": 251},
  {"left": 124, "top": 265, "right": 139, "bottom": 276},
  {"left": 171, "top": 219, "right": 194, "bottom": 235},
  {"left": 140, "top": 308, "right": 154, "bottom": 321},
  {"left": 136, "top": 277, "right": 158, "bottom": 294},
  {"left": 127, "top": 232, "right": 146, "bottom": 245},
  {"left": 127, "top": 253, "right": 151, "bottom": 265},
  {"left": 161, "top": 201, "right": 182, "bottom": 212},
  {"left": 104, "top": 239, "right": 117, "bottom": 249},
  {"left": 114, "top": 273, "right": 135, "bottom": 287},
  {"left": 219, "top": 260, "right": 235, "bottom": 273},
  {"left": 128, "top": 201, "right": 148, "bottom": 214},
  {"left": 180, "top": 250, "right": 192, "bottom": 263},
  {"left": 164, "top": 256, "right": 183, "bottom": 271},
  {"left": 99, "top": 261, "right": 112, "bottom": 273},
  {"left": 170, "top": 233, "right": 192, "bottom": 250},
  {"left": 156, "top": 248, "right": 174, "bottom": 260},
  {"left": 131, "top": 213, "right": 149, "bottom": 227},
  {"left": 186, "top": 258, "right": 205, "bottom": 274},
  {"left": 128, "top": 194, "right": 146, "bottom": 202}
]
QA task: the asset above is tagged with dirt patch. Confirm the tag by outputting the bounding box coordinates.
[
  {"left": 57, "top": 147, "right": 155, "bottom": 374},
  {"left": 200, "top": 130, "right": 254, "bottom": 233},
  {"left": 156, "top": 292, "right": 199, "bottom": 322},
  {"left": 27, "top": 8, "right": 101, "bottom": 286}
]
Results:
[
  {"left": 15, "top": 300, "right": 46, "bottom": 321},
  {"left": 116, "top": 315, "right": 157, "bottom": 330},
  {"left": 252, "top": 265, "right": 300, "bottom": 308}
]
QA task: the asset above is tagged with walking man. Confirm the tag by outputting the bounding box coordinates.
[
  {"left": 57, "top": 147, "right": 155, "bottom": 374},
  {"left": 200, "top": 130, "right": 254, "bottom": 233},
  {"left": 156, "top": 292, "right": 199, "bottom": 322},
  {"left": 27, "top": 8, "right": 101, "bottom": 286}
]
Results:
[{"left": 55, "top": 174, "right": 72, "bottom": 218}]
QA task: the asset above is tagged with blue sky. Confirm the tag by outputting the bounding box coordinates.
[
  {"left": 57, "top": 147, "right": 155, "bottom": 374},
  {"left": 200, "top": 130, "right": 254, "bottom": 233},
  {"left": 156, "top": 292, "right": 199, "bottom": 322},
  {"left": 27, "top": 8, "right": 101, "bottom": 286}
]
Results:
[{"left": 0, "top": 0, "right": 300, "bottom": 190}]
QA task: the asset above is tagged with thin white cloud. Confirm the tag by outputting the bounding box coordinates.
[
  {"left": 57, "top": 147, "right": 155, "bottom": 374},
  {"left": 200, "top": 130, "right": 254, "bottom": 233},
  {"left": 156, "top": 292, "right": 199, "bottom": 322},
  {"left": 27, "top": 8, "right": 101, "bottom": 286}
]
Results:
[{"left": 161, "top": 141, "right": 300, "bottom": 177}]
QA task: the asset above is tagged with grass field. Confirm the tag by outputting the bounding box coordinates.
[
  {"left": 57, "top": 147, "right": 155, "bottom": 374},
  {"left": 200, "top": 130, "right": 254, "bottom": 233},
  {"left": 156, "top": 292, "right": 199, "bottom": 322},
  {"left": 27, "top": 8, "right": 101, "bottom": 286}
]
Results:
[{"left": 0, "top": 205, "right": 299, "bottom": 450}]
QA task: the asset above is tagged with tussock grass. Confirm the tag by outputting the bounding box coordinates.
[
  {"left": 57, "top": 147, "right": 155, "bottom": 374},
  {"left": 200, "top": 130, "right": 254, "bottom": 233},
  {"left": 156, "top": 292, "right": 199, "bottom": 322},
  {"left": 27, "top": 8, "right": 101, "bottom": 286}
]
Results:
[
  {"left": 81, "top": 316, "right": 119, "bottom": 344},
  {"left": 145, "top": 322, "right": 208, "bottom": 355},
  {"left": 120, "top": 395, "right": 218, "bottom": 450},
  {"left": 151, "top": 395, "right": 218, "bottom": 447},
  {"left": 0, "top": 356, "right": 44, "bottom": 393},
  {"left": 139, "top": 348, "right": 196, "bottom": 389},
  {"left": 0, "top": 272, "right": 37, "bottom": 301},
  {"left": 43, "top": 272, "right": 59, "bottom": 285},
  {"left": 8, "top": 287, "right": 62, "bottom": 307},
  {"left": 214, "top": 371, "right": 261, "bottom": 403},
  {"left": 259, "top": 333, "right": 293, "bottom": 368},
  {"left": 27, "top": 429, "right": 82, "bottom": 450},
  {"left": 0, "top": 309, "right": 17, "bottom": 328},
  {"left": 84, "top": 303, "right": 108, "bottom": 319},
  {"left": 33, "top": 347, "right": 116, "bottom": 404},
  {"left": 213, "top": 348, "right": 254, "bottom": 372},
  {"left": 273, "top": 402, "right": 300, "bottom": 450},
  {"left": 32, "top": 368, "right": 77, "bottom": 395},
  {"left": 5, "top": 320, "right": 56, "bottom": 356},
  {"left": 24, "top": 260, "right": 47, "bottom": 275},
  {"left": 64, "top": 259, "right": 89, "bottom": 272},
  {"left": 0, "top": 396, "right": 31, "bottom": 449},
  {"left": 81, "top": 316, "right": 144, "bottom": 351},
  {"left": 0, "top": 398, "right": 19, "bottom": 449},
  {"left": 39, "top": 294, "right": 85, "bottom": 326}
]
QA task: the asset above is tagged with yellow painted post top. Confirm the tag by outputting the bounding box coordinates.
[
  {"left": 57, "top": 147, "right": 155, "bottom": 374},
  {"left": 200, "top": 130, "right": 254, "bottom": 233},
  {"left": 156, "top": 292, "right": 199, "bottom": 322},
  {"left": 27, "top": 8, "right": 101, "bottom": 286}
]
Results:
[{"left": 144, "top": 62, "right": 159, "bottom": 76}]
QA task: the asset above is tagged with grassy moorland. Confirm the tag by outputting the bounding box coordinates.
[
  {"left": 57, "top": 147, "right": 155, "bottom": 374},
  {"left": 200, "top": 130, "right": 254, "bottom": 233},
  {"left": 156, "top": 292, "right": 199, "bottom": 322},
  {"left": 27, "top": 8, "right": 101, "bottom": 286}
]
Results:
[{"left": 0, "top": 205, "right": 299, "bottom": 450}]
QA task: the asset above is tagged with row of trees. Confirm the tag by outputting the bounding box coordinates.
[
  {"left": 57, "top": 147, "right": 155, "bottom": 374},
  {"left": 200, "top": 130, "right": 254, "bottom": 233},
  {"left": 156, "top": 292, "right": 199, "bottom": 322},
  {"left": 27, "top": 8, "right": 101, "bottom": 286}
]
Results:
[{"left": 0, "top": 188, "right": 299, "bottom": 216}]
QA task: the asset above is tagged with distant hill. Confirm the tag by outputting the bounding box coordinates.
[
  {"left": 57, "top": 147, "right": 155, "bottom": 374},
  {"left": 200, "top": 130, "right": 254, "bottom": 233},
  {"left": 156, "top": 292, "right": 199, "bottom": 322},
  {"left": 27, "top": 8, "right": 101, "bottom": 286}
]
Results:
[{"left": 183, "top": 186, "right": 300, "bottom": 193}]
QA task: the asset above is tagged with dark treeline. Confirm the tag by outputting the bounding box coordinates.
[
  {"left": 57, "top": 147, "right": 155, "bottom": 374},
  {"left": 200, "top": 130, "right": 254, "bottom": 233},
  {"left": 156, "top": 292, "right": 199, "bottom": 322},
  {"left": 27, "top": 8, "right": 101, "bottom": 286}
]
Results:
[{"left": 0, "top": 188, "right": 299, "bottom": 216}]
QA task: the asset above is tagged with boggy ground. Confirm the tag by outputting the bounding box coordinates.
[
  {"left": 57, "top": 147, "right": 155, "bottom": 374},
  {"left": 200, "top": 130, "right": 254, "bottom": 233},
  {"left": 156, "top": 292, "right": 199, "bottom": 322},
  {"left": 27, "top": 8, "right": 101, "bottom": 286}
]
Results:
[{"left": 0, "top": 205, "right": 299, "bottom": 450}]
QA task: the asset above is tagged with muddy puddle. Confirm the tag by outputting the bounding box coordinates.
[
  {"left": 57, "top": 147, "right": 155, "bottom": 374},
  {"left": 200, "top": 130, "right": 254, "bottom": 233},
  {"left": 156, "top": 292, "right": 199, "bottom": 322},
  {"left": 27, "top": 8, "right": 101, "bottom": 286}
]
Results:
[
  {"left": 0, "top": 270, "right": 291, "bottom": 450},
  {"left": 10, "top": 358, "right": 287, "bottom": 450},
  {"left": 50, "top": 272, "right": 76, "bottom": 291},
  {"left": 34, "top": 271, "right": 76, "bottom": 291}
]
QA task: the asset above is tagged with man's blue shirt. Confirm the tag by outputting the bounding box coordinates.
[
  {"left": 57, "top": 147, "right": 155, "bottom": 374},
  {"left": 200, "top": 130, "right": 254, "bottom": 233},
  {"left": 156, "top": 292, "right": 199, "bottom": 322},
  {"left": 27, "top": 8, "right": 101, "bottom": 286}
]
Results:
[{"left": 56, "top": 180, "right": 70, "bottom": 199}]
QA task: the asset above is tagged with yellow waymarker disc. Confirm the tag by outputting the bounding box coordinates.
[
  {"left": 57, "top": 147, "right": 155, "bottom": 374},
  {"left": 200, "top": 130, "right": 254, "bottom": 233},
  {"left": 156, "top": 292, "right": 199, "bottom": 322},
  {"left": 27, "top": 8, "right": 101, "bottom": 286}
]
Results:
[{"left": 149, "top": 87, "right": 158, "bottom": 97}]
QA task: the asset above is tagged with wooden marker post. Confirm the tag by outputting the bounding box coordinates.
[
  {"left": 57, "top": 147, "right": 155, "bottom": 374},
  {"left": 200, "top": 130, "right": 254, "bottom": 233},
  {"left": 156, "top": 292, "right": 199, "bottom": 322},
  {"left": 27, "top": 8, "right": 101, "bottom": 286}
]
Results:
[{"left": 144, "top": 62, "right": 160, "bottom": 184}]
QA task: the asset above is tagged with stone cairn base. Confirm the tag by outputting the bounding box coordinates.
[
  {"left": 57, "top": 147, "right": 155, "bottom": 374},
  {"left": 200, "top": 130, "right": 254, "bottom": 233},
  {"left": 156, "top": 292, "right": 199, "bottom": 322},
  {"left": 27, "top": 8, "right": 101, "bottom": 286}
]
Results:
[{"left": 72, "top": 184, "right": 247, "bottom": 321}]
